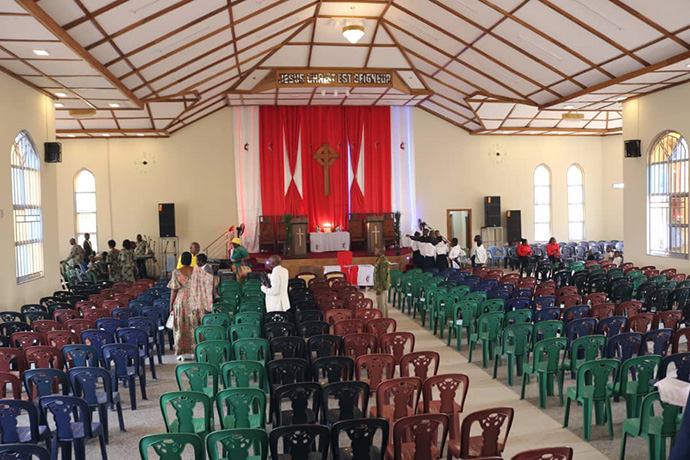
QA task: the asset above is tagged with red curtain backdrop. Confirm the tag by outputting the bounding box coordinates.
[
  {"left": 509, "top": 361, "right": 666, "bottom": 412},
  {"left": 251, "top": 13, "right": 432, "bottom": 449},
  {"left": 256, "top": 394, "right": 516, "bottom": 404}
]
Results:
[
  {"left": 259, "top": 107, "right": 284, "bottom": 216},
  {"left": 259, "top": 106, "right": 392, "bottom": 232}
]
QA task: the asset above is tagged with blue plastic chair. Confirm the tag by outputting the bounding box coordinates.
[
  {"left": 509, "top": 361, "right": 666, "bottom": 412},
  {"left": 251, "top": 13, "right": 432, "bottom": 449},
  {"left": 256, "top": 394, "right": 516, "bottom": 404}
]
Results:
[
  {"left": 69, "top": 367, "right": 125, "bottom": 444},
  {"left": 117, "top": 327, "right": 156, "bottom": 380},
  {"left": 140, "top": 306, "right": 168, "bottom": 362},
  {"left": 641, "top": 328, "right": 672, "bottom": 356},
  {"left": 505, "top": 298, "right": 530, "bottom": 312},
  {"left": 136, "top": 294, "right": 156, "bottom": 304},
  {"left": 563, "top": 305, "right": 589, "bottom": 323},
  {"left": 39, "top": 395, "right": 108, "bottom": 460},
  {"left": 487, "top": 290, "right": 510, "bottom": 302},
  {"left": 564, "top": 318, "right": 597, "bottom": 344},
  {"left": 0, "top": 399, "right": 51, "bottom": 448},
  {"left": 658, "top": 352, "right": 690, "bottom": 382},
  {"left": 605, "top": 332, "right": 642, "bottom": 363},
  {"left": 80, "top": 329, "right": 115, "bottom": 362},
  {"left": 128, "top": 300, "right": 150, "bottom": 316},
  {"left": 0, "top": 444, "right": 51, "bottom": 460},
  {"left": 594, "top": 316, "right": 627, "bottom": 337},
  {"left": 102, "top": 343, "right": 147, "bottom": 410},
  {"left": 487, "top": 246, "right": 505, "bottom": 267},
  {"left": 62, "top": 344, "right": 100, "bottom": 369},
  {"left": 532, "top": 296, "right": 557, "bottom": 310},
  {"left": 128, "top": 316, "right": 163, "bottom": 365},
  {"left": 24, "top": 311, "right": 50, "bottom": 323},
  {"left": 95, "top": 318, "right": 124, "bottom": 335},
  {"left": 111, "top": 308, "right": 135, "bottom": 323},
  {"left": 512, "top": 289, "right": 533, "bottom": 299},
  {"left": 534, "top": 307, "right": 561, "bottom": 323},
  {"left": 22, "top": 369, "right": 70, "bottom": 401}
]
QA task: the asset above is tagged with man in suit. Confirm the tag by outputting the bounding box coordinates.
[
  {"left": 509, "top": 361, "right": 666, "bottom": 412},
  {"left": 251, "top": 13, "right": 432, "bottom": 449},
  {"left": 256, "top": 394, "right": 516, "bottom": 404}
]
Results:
[
  {"left": 82, "top": 233, "right": 93, "bottom": 264},
  {"left": 261, "top": 255, "right": 290, "bottom": 312}
]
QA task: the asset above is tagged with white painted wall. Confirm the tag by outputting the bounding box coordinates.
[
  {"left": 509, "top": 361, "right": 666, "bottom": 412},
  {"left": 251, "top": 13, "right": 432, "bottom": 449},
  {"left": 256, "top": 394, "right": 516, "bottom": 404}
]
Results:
[{"left": 0, "top": 72, "right": 61, "bottom": 309}]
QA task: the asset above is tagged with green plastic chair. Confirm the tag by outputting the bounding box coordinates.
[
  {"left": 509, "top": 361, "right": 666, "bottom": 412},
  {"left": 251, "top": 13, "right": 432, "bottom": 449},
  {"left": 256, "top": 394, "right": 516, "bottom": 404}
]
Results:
[
  {"left": 228, "top": 324, "right": 261, "bottom": 343},
  {"left": 521, "top": 337, "right": 568, "bottom": 409},
  {"left": 175, "top": 362, "right": 219, "bottom": 400},
  {"left": 238, "top": 303, "right": 265, "bottom": 315},
  {"left": 195, "top": 340, "right": 232, "bottom": 368},
  {"left": 559, "top": 335, "right": 607, "bottom": 396},
  {"left": 447, "top": 301, "right": 478, "bottom": 351},
  {"left": 407, "top": 279, "right": 425, "bottom": 318},
  {"left": 611, "top": 355, "right": 662, "bottom": 419},
  {"left": 213, "top": 300, "right": 238, "bottom": 315},
  {"left": 627, "top": 270, "right": 643, "bottom": 279},
  {"left": 450, "top": 285, "right": 470, "bottom": 299},
  {"left": 620, "top": 391, "right": 681, "bottom": 460},
  {"left": 563, "top": 359, "right": 620, "bottom": 441},
  {"left": 206, "top": 428, "right": 268, "bottom": 460},
  {"left": 419, "top": 285, "right": 444, "bottom": 327},
  {"left": 140, "top": 433, "right": 204, "bottom": 460},
  {"left": 660, "top": 281, "right": 678, "bottom": 291},
  {"left": 216, "top": 388, "right": 266, "bottom": 429},
  {"left": 388, "top": 270, "right": 403, "bottom": 304},
  {"left": 531, "top": 321, "right": 564, "bottom": 348},
  {"left": 679, "top": 279, "right": 690, "bottom": 289},
  {"left": 221, "top": 361, "right": 266, "bottom": 391},
  {"left": 468, "top": 311, "right": 505, "bottom": 368},
  {"left": 651, "top": 275, "right": 668, "bottom": 284},
  {"left": 631, "top": 276, "right": 649, "bottom": 295},
  {"left": 436, "top": 292, "right": 461, "bottom": 338},
  {"left": 504, "top": 309, "right": 533, "bottom": 327},
  {"left": 219, "top": 280, "right": 241, "bottom": 293},
  {"left": 159, "top": 391, "right": 213, "bottom": 437},
  {"left": 480, "top": 299, "right": 505, "bottom": 314},
  {"left": 607, "top": 268, "right": 624, "bottom": 280},
  {"left": 570, "top": 262, "right": 585, "bottom": 273},
  {"left": 232, "top": 338, "right": 269, "bottom": 363},
  {"left": 194, "top": 325, "right": 228, "bottom": 344},
  {"left": 466, "top": 291, "right": 488, "bottom": 304},
  {"left": 493, "top": 323, "right": 533, "bottom": 386},
  {"left": 203, "top": 313, "right": 233, "bottom": 328},
  {"left": 234, "top": 312, "right": 263, "bottom": 327}
]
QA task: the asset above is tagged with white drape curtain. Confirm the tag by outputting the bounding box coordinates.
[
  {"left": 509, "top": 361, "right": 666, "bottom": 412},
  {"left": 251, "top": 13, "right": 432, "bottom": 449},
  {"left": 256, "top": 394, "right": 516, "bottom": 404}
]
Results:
[
  {"left": 233, "top": 106, "right": 261, "bottom": 253},
  {"left": 390, "top": 107, "right": 417, "bottom": 247}
]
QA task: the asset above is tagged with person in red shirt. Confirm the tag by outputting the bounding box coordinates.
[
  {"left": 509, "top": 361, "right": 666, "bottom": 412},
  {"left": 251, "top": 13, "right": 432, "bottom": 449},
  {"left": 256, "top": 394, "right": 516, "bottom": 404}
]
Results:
[
  {"left": 546, "top": 237, "right": 561, "bottom": 267},
  {"left": 516, "top": 238, "right": 533, "bottom": 276}
]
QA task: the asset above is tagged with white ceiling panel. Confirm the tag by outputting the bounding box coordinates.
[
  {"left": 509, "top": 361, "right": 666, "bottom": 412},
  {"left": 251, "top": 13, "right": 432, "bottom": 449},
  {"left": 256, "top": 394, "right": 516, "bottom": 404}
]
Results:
[
  {"left": 0, "top": 16, "right": 56, "bottom": 40},
  {"left": 310, "top": 46, "right": 368, "bottom": 68},
  {"left": 262, "top": 45, "right": 309, "bottom": 67},
  {"left": 367, "top": 47, "right": 409, "bottom": 68}
]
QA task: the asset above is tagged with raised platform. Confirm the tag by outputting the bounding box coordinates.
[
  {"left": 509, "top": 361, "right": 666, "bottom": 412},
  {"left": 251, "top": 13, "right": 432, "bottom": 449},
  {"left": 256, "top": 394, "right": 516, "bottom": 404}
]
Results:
[{"left": 251, "top": 248, "right": 412, "bottom": 278}]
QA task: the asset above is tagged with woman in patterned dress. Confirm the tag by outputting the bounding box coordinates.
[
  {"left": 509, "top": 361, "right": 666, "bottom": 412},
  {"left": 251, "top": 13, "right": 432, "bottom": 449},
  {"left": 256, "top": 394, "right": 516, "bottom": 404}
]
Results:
[
  {"left": 106, "top": 240, "right": 121, "bottom": 282},
  {"left": 119, "top": 239, "right": 137, "bottom": 283},
  {"left": 167, "top": 251, "right": 214, "bottom": 361}
]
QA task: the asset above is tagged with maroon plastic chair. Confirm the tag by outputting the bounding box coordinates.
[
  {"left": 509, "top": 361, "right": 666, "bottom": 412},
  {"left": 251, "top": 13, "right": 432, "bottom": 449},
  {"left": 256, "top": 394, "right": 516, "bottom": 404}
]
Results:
[
  {"left": 354, "top": 308, "right": 382, "bottom": 322},
  {"left": 0, "top": 371, "right": 22, "bottom": 399},
  {"left": 584, "top": 293, "right": 607, "bottom": 306},
  {"left": 380, "top": 332, "right": 415, "bottom": 365},
  {"left": 420, "top": 373, "right": 470, "bottom": 441},
  {"left": 82, "top": 308, "right": 109, "bottom": 323},
  {"left": 324, "top": 309, "right": 353, "bottom": 326},
  {"left": 24, "top": 346, "right": 63, "bottom": 370},
  {"left": 343, "top": 333, "right": 378, "bottom": 359},
  {"left": 672, "top": 327, "right": 690, "bottom": 354},
  {"left": 400, "top": 351, "right": 440, "bottom": 381},
  {"left": 31, "top": 320, "right": 62, "bottom": 334},
  {"left": 64, "top": 319, "right": 96, "bottom": 341},
  {"left": 355, "top": 353, "right": 396, "bottom": 393},
  {"left": 45, "top": 330, "right": 78, "bottom": 348},
  {"left": 334, "top": 319, "right": 365, "bottom": 336},
  {"left": 11, "top": 332, "right": 46, "bottom": 350},
  {"left": 448, "top": 407, "right": 514, "bottom": 459},
  {"left": 510, "top": 446, "right": 573, "bottom": 460},
  {"left": 560, "top": 295, "right": 582, "bottom": 309},
  {"left": 616, "top": 301, "right": 643, "bottom": 318},
  {"left": 53, "top": 309, "right": 79, "bottom": 325},
  {"left": 626, "top": 313, "right": 654, "bottom": 333},
  {"left": 589, "top": 303, "right": 615, "bottom": 321},
  {"left": 0, "top": 348, "right": 27, "bottom": 380},
  {"left": 387, "top": 413, "right": 449, "bottom": 460},
  {"left": 370, "top": 376, "right": 422, "bottom": 423},
  {"left": 653, "top": 310, "right": 683, "bottom": 331},
  {"left": 366, "top": 318, "right": 397, "bottom": 340}
]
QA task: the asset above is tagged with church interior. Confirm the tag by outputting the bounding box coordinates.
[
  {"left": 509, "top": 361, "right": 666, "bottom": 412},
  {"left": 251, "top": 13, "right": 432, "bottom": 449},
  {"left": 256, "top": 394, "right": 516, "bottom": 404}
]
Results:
[{"left": 2, "top": 1, "right": 690, "bottom": 459}]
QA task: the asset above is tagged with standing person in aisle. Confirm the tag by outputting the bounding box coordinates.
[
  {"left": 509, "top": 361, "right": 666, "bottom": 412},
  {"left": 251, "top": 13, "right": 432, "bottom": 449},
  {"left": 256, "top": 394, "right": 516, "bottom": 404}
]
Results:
[{"left": 374, "top": 246, "right": 391, "bottom": 317}]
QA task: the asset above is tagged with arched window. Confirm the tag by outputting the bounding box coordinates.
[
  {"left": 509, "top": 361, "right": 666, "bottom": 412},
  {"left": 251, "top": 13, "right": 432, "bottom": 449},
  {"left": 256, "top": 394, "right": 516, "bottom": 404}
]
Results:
[
  {"left": 534, "top": 164, "right": 551, "bottom": 242},
  {"left": 648, "top": 131, "right": 689, "bottom": 256},
  {"left": 567, "top": 164, "right": 585, "bottom": 241},
  {"left": 11, "top": 130, "right": 44, "bottom": 283},
  {"left": 74, "top": 169, "right": 97, "bottom": 251}
]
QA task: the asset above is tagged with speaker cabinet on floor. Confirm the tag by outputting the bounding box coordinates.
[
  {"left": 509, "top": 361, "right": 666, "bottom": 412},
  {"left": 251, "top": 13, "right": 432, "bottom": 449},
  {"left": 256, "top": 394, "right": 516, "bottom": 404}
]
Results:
[
  {"left": 158, "top": 203, "right": 176, "bottom": 237},
  {"left": 506, "top": 210, "right": 522, "bottom": 243},
  {"left": 484, "top": 196, "right": 501, "bottom": 227}
]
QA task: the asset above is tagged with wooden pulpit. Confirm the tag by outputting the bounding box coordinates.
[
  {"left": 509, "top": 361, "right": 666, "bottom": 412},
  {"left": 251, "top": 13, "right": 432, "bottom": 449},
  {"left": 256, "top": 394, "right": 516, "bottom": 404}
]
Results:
[
  {"left": 365, "top": 215, "right": 384, "bottom": 255},
  {"left": 290, "top": 217, "right": 309, "bottom": 257}
]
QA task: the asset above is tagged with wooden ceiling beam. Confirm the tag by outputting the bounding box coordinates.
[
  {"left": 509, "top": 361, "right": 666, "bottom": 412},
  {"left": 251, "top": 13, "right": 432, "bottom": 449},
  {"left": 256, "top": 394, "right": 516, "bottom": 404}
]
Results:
[
  {"left": 364, "top": 0, "right": 392, "bottom": 67},
  {"left": 379, "top": 22, "right": 432, "bottom": 92},
  {"left": 63, "top": 0, "right": 128, "bottom": 30},
  {"left": 306, "top": 1, "right": 323, "bottom": 67},
  {"left": 58, "top": 128, "right": 167, "bottom": 134},
  {"left": 85, "top": 0, "right": 194, "bottom": 51},
  {"left": 477, "top": 0, "right": 615, "bottom": 79},
  {"left": 15, "top": 0, "right": 144, "bottom": 108},
  {"left": 418, "top": 105, "right": 473, "bottom": 132},
  {"left": 0, "top": 64, "right": 56, "bottom": 99},
  {"left": 168, "top": 100, "right": 229, "bottom": 134},
  {"left": 608, "top": 0, "right": 690, "bottom": 50},
  {"left": 227, "top": 0, "right": 242, "bottom": 78},
  {"left": 537, "top": 0, "right": 649, "bottom": 66}
]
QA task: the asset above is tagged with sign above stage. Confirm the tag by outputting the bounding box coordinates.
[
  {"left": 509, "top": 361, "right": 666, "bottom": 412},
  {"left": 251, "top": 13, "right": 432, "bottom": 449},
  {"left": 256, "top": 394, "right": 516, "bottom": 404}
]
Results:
[{"left": 277, "top": 70, "right": 393, "bottom": 87}]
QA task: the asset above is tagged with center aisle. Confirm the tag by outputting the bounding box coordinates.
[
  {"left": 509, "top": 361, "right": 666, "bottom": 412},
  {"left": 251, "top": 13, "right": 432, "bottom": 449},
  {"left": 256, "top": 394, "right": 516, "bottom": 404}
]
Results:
[{"left": 385, "top": 303, "right": 610, "bottom": 460}]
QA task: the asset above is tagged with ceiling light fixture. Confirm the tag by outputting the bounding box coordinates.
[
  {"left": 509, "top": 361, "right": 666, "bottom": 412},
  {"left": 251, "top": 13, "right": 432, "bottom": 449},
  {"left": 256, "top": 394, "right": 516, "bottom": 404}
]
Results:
[
  {"left": 564, "top": 105, "right": 574, "bottom": 109},
  {"left": 342, "top": 7, "right": 364, "bottom": 44},
  {"left": 67, "top": 134, "right": 76, "bottom": 138},
  {"left": 33, "top": 49, "right": 49, "bottom": 56},
  {"left": 54, "top": 103, "right": 64, "bottom": 108},
  {"left": 55, "top": 92, "right": 67, "bottom": 98},
  {"left": 572, "top": 0, "right": 623, "bottom": 31},
  {"left": 517, "top": 35, "right": 562, "bottom": 61},
  {"left": 137, "top": 133, "right": 145, "bottom": 137},
  {"left": 616, "top": 96, "right": 627, "bottom": 101},
  {"left": 612, "top": 182, "right": 625, "bottom": 189},
  {"left": 109, "top": 103, "right": 120, "bottom": 108},
  {"left": 102, "top": 133, "right": 110, "bottom": 137}
]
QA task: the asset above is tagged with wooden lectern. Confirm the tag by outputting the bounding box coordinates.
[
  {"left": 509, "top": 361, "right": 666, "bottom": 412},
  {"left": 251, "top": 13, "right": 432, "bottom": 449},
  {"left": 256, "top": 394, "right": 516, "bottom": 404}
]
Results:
[
  {"left": 289, "top": 217, "right": 309, "bottom": 257},
  {"left": 365, "top": 215, "right": 384, "bottom": 255}
]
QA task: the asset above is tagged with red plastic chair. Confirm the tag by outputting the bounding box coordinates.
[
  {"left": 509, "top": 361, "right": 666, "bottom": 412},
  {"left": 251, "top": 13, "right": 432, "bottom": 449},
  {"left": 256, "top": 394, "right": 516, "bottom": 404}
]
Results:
[
  {"left": 556, "top": 287, "right": 578, "bottom": 299},
  {"left": 0, "top": 348, "right": 26, "bottom": 380},
  {"left": 370, "top": 376, "right": 422, "bottom": 423},
  {"left": 584, "top": 293, "right": 607, "bottom": 307},
  {"left": 616, "top": 301, "right": 643, "bottom": 317},
  {"left": 334, "top": 319, "right": 365, "bottom": 336},
  {"left": 53, "top": 309, "right": 79, "bottom": 325},
  {"left": 560, "top": 295, "right": 582, "bottom": 309},
  {"left": 112, "top": 293, "right": 134, "bottom": 305},
  {"left": 45, "top": 330, "right": 78, "bottom": 348},
  {"left": 75, "top": 301, "right": 99, "bottom": 313},
  {"left": 324, "top": 309, "right": 353, "bottom": 325},
  {"left": 380, "top": 332, "right": 416, "bottom": 365},
  {"left": 355, "top": 353, "right": 396, "bottom": 392},
  {"left": 350, "top": 298, "right": 374, "bottom": 312},
  {"left": 31, "top": 320, "right": 62, "bottom": 334},
  {"left": 672, "top": 327, "right": 690, "bottom": 354},
  {"left": 387, "top": 413, "right": 449, "bottom": 460},
  {"left": 589, "top": 303, "right": 615, "bottom": 321},
  {"left": 24, "top": 346, "right": 63, "bottom": 369},
  {"left": 626, "top": 313, "right": 654, "bottom": 333},
  {"left": 366, "top": 318, "right": 397, "bottom": 340},
  {"left": 0, "top": 371, "right": 21, "bottom": 399},
  {"left": 343, "top": 333, "right": 378, "bottom": 359},
  {"left": 510, "top": 447, "right": 573, "bottom": 460},
  {"left": 101, "top": 300, "right": 124, "bottom": 314},
  {"left": 420, "top": 373, "right": 470, "bottom": 440},
  {"left": 82, "top": 308, "right": 110, "bottom": 323},
  {"left": 400, "top": 351, "right": 440, "bottom": 381},
  {"left": 64, "top": 319, "right": 96, "bottom": 341},
  {"left": 354, "top": 308, "right": 382, "bottom": 322},
  {"left": 11, "top": 332, "right": 46, "bottom": 350},
  {"left": 654, "top": 310, "right": 683, "bottom": 331},
  {"left": 448, "top": 407, "right": 514, "bottom": 459}
]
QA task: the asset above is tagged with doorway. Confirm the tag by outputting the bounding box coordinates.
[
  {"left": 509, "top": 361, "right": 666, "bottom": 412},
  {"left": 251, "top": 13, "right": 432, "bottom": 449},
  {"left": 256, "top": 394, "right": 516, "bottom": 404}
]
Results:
[{"left": 447, "top": 209, "right": 472, "bottom": 250}]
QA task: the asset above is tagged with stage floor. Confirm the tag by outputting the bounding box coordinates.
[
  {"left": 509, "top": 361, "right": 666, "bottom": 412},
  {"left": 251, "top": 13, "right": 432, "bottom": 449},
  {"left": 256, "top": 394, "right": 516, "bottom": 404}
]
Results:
[{"left": 251, "top": 248, "right": 412, "bottom": 278}]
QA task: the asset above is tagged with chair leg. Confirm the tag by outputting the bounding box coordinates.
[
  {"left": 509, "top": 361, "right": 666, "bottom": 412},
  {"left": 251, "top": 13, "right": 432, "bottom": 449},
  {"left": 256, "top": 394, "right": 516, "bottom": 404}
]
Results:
[
  {"left": 538, "top": 373, "right": 547, "bottom": 409},
  {"left": 128, "top": 376, "right": 137, "bottom": 410},
  {"left": 140, "top": 372, "right": 147, "bottom": 400},
  {"left": 492, "top": 354, "right": 499, "bottom": 379},
  {"left": 563, "top": 397, "right": 571, "bottom": 428},
  {"left": 99, "top": 433, "right": 109, "bottom": 460},
  {"left": 520, "top": 373, "right": 528, "bottom": 400},
  {"left": 619, "top": 432, "right": 628, "bottom": 460},
  {"left": 557, "top": 372, "right": 564, "bottom": 406},
  {"left": 74, "top": 439, "right": 85, "bottom": 460},
  {"left": 116, "top": 401, "right": 126, "bottom": 431},
  {"left": 507, "top": 355, "right": 514, "bottom": 387},
  {"left": 156, "top": 332, "right": 164, "bottom": 363},
  {"left": 149, "top": 355, "right": 157, "bottom": 380},
  {"left": 583, "top": 398, "right": 593, "bottom": 441},
  {"left": 99, "top": 405, "right": 109, "bottom": 444},
  {"left": 606, "top": 399, "right": 614, "bottom": 440}
]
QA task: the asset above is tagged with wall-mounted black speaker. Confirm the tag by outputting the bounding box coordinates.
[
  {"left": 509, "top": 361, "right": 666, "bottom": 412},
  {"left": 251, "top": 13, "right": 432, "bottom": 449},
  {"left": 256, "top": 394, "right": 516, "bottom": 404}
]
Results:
[
  {"left": 624, "top": 139, "right": 641, "bottom": 158},
  {"left": 484, "top": 196, "right": 501, "bottom": 228},
  {"left": 44, "top": 142, "right": 62, "bottom": 163},
  {"left": 506, "top": 210, "right": 522, "bottom": 243},
  {"left": 158, "top": 203, "right": 176, "bottom": 237}
]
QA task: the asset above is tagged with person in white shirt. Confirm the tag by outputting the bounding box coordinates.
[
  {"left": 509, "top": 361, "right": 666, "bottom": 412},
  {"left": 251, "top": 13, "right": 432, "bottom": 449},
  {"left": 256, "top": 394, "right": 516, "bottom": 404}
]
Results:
[
  {"left": 470, "top": 235, "right": 482, "bottom": 267},
  {"left": 474, "top": 240, "right": 489, "bottom": 267},
  {"left": 261, "top": 255, "right": 290, "bottom": 312},
  {"left": 612, "top": 251, "right": 623, "bottom": 266},
  {"left": 196, "top": 253, "right": 214, "bottom": 276},
  {"left": 448, "top": 238, "right": 466, "bottom": 269},
  {"left": 435, "top": 236, "right": 449, "bottom": 270}
]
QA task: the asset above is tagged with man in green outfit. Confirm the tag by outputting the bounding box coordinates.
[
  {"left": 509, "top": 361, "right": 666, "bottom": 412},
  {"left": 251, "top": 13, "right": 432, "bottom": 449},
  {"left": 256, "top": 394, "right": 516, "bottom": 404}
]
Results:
[
  {"left": 66, "top": 238, "right": 85, "bottom": 269},
  {"left": 374, "top": 246, "right": 391, "bottom": 318}
]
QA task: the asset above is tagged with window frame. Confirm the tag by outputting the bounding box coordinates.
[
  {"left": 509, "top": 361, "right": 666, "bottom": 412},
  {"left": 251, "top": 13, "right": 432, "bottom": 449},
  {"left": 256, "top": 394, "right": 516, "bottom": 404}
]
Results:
[
  {"left": 647, "top": 130, "right": 689, "bottom": 258},
  {"left": 73, "top": 168, "right": 97, "bottom": 252},
  {"left": 533, "top": 164, "right": 552, "bottom": 243},
  {"left": 11, "top": 130, "right": 44, "bottom": 284},
  {"left": 567, "top": 163, "right": 586, "bottom": 241}
]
